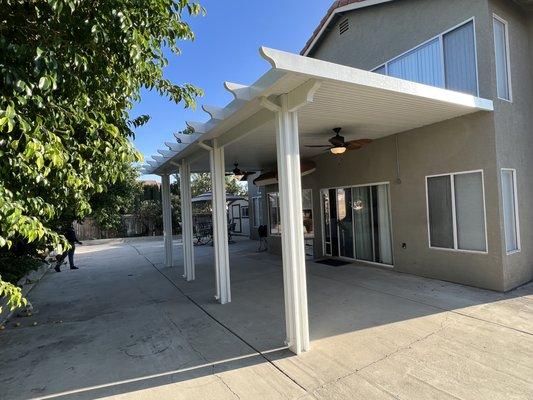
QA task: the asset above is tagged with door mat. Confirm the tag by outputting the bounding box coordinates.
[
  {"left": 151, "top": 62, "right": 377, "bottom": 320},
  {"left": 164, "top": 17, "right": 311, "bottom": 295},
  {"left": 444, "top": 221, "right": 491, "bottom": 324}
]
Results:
[{"left": 315, "top": 259, "right": 351, "bottom": 267}]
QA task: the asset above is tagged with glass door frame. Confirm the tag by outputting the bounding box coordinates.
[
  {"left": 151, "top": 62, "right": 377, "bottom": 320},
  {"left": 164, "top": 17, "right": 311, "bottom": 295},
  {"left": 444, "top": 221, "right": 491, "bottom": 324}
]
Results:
[
  {"left": 320, "top": 182, "right": 395, "bottom": 267},
  {"left": 320, "top": 189, "right": 332, "bottom": 256}
]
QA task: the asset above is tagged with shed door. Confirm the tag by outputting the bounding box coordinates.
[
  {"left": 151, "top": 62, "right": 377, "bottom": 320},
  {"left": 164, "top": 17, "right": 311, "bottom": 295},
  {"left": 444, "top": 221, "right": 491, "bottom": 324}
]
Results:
[{"left": 232, "top": 204, "right": 242, "bottom": 233}]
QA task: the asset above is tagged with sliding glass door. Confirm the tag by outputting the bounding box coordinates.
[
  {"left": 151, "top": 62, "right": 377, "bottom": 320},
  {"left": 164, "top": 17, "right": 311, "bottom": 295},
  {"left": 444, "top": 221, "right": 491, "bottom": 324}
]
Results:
[
  {"left": 337, "top": 188, "right": 355, "bottom": 258},
  {"left": 321, "top": 190, "right": 332, "bottom": 256},
  {"left": 353, "top": 186, "right": 374, "bottom": 261},
  {"left": 322, "top": 183, "right": 393, "bottom": 265}
]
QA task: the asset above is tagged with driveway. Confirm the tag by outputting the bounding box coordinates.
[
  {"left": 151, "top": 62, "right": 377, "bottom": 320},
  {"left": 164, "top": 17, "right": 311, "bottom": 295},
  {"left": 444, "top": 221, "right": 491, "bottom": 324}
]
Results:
[{"left": 0, "top": 237, "right": 532, "bottom": 399}]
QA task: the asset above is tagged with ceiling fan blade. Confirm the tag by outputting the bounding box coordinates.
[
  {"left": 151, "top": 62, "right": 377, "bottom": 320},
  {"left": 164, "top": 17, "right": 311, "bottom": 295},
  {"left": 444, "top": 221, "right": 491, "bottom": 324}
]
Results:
[
  {"left": 239, "top": 171, "right": 255, "bottom": 181},
  {"left": 305, "top": 145, "right": 331, "bottom": 148},
  {"left": 345, "top": 142, "right": 362, "bottom": 150},
  {"left": 347, "top": 139, "right": 373, "bottom": 146},
  {"left": 345, "top": 139, "right": 373, "bottom": 150}
]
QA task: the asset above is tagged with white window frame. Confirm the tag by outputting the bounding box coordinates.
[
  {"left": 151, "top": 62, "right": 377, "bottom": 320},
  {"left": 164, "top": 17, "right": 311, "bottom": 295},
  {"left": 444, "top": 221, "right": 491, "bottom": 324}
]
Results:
[
  {"left": 501, "top": 168, "right": 521, "bottom": 254},
  {"left": 493, "top": 14, "right": 513, "bottom": 102},
  {"left": 371, "top": 18, "right": 480, "bottom": 96},
  {"left": 425, "top": 169, "right": 488, "bottom": 254}
]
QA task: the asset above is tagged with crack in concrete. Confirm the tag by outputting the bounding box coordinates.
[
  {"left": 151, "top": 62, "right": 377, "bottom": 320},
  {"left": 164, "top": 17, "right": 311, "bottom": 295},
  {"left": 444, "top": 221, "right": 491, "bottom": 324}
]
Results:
[
  {"left": 312, "top": 314, "right": 450, "bottom": 395},
  {"left": 214, "top": 371, "right": 241, "bottom": 400}
]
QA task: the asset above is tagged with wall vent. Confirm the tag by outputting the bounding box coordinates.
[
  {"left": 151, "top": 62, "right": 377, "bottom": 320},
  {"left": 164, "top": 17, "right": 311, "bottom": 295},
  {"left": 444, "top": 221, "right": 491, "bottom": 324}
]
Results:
[{"left": 339, "top": 18, "right": 349, "bottom": 35}]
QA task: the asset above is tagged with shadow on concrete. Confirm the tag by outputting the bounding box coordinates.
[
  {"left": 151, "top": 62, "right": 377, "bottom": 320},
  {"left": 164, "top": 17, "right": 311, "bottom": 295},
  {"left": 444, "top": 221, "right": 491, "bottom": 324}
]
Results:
[{"left": 0, "top": 237, "right": 531, "bottom": 399}]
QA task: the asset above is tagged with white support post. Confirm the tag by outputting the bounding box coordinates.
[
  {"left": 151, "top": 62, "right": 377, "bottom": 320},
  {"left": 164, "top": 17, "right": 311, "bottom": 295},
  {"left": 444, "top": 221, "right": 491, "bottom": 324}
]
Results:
[
  {"left": 161, "top": 174, "right": 173, "bottom": 268},
  {"left": 179, "top": 161, "right": 195, "bottom": 281},
  {"left": 275, "top": 95, "right": 309, "bottom": 354},
  {"left": 261, "top": 80, "right": 320, "bottom": 354},
  {"left": 210, "top": 139, "right": 231, "bottom": 304}
]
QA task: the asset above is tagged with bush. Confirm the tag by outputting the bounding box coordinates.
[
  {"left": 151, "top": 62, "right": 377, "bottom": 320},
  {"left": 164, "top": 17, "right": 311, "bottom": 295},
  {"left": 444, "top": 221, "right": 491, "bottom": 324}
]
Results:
[{"left": 0, "top": 252, "right": 43, "bottom": 285}]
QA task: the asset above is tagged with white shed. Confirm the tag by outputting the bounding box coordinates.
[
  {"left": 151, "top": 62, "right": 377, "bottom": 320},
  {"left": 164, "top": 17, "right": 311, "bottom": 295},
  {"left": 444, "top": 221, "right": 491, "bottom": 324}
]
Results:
[{"left": 228, "top": 198, "right": 250, "bottom": 236}]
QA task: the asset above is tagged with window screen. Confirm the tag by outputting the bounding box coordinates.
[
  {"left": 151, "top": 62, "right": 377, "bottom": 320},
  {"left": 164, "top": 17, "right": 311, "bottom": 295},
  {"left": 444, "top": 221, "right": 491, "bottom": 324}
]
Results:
[
  {"left": 443, "top": 21, "right": 478, "bottom": 95},
  {"left": 454, "top": 172, "right": 486, "bottom": 251},
  {"left": 427, "top": 175, "right": 454, "bottom": 249},
  {"left": 388, "top": 38, "right": 444, "bottom": 87}
]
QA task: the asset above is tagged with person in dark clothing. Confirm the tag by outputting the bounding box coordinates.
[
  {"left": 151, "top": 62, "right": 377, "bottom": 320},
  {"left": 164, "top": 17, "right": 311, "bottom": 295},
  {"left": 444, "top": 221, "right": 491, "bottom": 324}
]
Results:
[{"left": 55, "top": 226, "right": 82, "bottom": 272}]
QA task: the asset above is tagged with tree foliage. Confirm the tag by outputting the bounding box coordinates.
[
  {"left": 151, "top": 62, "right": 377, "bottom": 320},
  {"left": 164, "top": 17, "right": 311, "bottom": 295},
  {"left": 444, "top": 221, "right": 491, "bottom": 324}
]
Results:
[
  {"left": 89, "top": 165, "right": 143, "bottom": 231},
  {"left": 0, "top": 0, "right": 203, "bottom": 307},
  {"left": 172, "top": 173, "right": 247, "bottom": 198},
  {"left": 136, "top": 200, "right": 162, "bottom": 235}
]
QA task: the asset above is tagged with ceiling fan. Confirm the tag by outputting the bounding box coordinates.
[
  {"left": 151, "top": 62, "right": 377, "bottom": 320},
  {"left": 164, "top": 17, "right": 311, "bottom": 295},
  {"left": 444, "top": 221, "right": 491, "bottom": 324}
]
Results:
[
  {"left": 305, "top": 127, "right": 373, "bottom": 155},
  {"left": 225, "top": 163, "right": 255, "bottom": 181}
]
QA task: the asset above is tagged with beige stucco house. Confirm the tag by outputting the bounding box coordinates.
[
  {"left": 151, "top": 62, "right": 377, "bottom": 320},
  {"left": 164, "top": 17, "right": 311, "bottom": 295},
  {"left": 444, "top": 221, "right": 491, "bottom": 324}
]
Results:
[
  {"left": 145, "top": 0, "right": 532, "bottom": 353},
  {"left": 248, "top": 0, "right": 533, "bottom": 292}
]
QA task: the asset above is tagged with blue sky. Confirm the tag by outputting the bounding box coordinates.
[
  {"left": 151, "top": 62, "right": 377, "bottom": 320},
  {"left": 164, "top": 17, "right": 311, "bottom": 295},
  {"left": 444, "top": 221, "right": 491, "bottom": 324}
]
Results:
[{"left": 132, "top": 0, "right": 330, "bottom": 180}]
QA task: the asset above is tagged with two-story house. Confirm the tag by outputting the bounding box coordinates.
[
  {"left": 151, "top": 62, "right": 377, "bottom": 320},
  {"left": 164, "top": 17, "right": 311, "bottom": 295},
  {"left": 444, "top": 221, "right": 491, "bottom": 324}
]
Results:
[{"left": 247, "top": 0, "right": 533, "bottom": 292}]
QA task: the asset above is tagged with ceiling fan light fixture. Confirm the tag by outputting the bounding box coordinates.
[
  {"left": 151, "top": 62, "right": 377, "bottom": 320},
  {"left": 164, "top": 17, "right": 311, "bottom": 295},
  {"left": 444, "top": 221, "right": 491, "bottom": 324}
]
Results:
[{"left": 330, "top": 146, "right": 346, "bottom": 155}]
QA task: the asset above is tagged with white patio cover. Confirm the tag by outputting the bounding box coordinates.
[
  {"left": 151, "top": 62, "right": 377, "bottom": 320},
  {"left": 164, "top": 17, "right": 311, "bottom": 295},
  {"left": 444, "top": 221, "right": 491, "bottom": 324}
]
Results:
[{"left": 143, "top": 46, "right": 493, "bottom": 175}]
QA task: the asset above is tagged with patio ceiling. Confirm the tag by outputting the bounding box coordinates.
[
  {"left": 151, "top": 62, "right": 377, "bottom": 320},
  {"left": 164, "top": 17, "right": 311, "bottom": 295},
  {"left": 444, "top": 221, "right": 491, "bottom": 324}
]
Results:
[{"left": 144, "top": 47, "right": 493, "bottom": 175}]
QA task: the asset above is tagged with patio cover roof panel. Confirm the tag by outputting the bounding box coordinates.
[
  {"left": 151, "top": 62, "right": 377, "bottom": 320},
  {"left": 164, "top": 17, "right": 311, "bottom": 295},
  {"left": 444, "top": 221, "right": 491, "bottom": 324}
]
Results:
[{"left": 146, "top": 47, "right": 493, "bottom": 175}]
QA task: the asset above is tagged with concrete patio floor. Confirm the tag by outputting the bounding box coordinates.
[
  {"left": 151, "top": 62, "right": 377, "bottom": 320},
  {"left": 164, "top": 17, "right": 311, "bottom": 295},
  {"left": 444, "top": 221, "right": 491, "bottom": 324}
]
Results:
[{"left": 0, "top": 237, "right": 532, "bottom": 400}]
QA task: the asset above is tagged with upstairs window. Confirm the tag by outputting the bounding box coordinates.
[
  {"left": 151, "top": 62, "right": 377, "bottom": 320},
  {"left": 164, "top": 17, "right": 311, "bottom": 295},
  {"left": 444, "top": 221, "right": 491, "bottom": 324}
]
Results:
[
  {"left": 443, "top": 21, "right": 478, "bottom": 95},
  {"left": 372, "top": 20, "right": 479, "bottom": 96},
  {"left": 493, "top": 15, "right": 512, "bottom": 101},
  {"left": 388, "top": 38, "right": 444, "bottom": 87}
]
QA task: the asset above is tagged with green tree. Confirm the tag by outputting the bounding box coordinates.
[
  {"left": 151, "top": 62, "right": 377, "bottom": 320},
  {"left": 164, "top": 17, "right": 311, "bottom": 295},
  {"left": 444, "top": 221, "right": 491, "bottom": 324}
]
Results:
[
  {"left": 89, "top": 164, "right": 143, "bottom": 232},
  {"left": 0, "top": 0, "right": 203, "bottom": 310},
  {"left": 136, "top": 200, "right": 162, "bottom": 235},
  {"left": 172, "top": 172, "right": 247, "bottom": 198}
]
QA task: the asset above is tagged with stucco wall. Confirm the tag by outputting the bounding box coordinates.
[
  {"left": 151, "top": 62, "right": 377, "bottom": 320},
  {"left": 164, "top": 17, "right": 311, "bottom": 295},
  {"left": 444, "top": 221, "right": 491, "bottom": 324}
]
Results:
[
  {"left": 297, "top": 0, "right": 533, "bottom": 290},
  {"left": 251, "top": 112, "right": 506, "bottom": 290},
  {"left": 244, "top": 0, "right": 533, "bottom": 291},
  {"left": 488, "top": 0, "right": 533, "bottom": 289},
  {"left": 308, "top": 113, "right": 505, "bottom": 291},
  {"left": 310, "top": 0, "right": 495, "bottom": 99}
]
